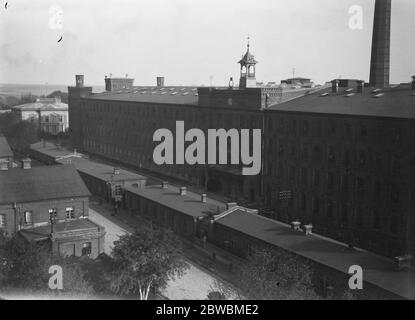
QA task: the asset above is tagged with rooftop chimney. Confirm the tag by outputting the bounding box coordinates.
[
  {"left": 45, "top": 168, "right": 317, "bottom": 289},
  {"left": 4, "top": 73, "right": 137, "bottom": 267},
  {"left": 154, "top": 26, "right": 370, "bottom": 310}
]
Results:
[
  {"left": 113, "top": 167, "right": 120, "bottom": 175},
  {"left": 201, "top": 194, "right": 207, "bottom": 203},
  {"left": 0, "top": 160, "right": 8, "bottom": 171},
  {"left": 162, "top": 181, "right": 168, "bottom": 189},
  {"left": 303, "top": 224, "right": 313, "bottom": 235},
  {"left": 356, "top": 80, "right": 364, "bottom": 94},
  {"left": 157, "top": 77, "right": 165, "bottom": 87},
  {"left": 179, "top": 187, "right": 187, "bottom": 196},
  {"left": 331, "top": 80, "right": 339, "bottom": 93},
  {"left": 369, "top": 0, "right": 391, "bottom": 88},
  {"left": 291, "top": 220, "right": 301, "bottom": 231},
  {"left": 22, "top": 158, "right": 31, "bottom": 169},
  {"left": 75, "top": 75, "right": 84, "bottom": 88}
]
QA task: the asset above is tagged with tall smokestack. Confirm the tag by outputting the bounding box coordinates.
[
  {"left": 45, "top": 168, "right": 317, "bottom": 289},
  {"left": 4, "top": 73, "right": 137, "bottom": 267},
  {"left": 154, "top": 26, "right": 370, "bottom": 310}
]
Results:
[{"left": 369, "top": 0, "right": 392, "bottom": 88}]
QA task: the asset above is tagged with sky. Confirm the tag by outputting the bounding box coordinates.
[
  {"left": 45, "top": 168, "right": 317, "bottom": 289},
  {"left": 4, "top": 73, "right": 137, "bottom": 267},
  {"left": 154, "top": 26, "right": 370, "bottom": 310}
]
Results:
[{"left": 0, "top": 0, "right": 414, "bottom": 87}]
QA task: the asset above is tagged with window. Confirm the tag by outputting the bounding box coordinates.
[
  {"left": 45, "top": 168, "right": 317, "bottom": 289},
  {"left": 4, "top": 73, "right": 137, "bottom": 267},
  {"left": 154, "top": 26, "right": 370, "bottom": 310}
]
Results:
[
  {"left": 289, "top": 166, "right": 295, "bottom": 182},
  {"left": 374, "top": 181, "right": 381, "bottom": 198},
  {"left": 313, "top": 169, "right": 320, "bottom": 187},
  {"left": 300, "top": 193, "right": 306, "bottom": 211},
  {"left": 360, "top": 125, "right": 367, "bottom": 137},
  {"left": 313, "top": 145, "right": 321, "bottom": 161},
  {"left": 24, "top": 211, "right": 33, "bottom": 225},
  {"left": 82, "top": 242, "right": 92, "bottom": 256},
  {"left": 49, "top": 208, "right": 57, "bottom": 222},
  {"left": 328, "top": 146, "right": 335, "bottom": 162},
  {"left": 327, "top": 172, "right": 334, "bottom": 189},
  {"left": 390, "top": 215, "right": 398, "bottom": 234},
  {"left": 343, "top": 149, "right": 351, "bottom": 166},
  {"left": 0, "top": 214, "right": 6, "bottom": 228},
  {"left": 391, "top": 187, "right": 400, "bottom": 203},
  {"left": 358, "top": 151, "right": 366, "bottom": 168},
  {"left": 326, "top": 200, "right": 334, "bottom": 218},
  {"left": 312, "top": 197, "right": 319, "bottom": 214},
  {"left": 248, "top": 245, "right": 255, "bottom": 258},
  {"left": 341, "top": 204, "right": 348, "bottom": 224},
  {"left": 301, "top": 168, "right": 308, "bottom": 185},
  {"left": 373, "top": 210, "right": 380, "bottom": 230},
  {"left": 66, "top": 207, "right": 75, "bottom": 220}
]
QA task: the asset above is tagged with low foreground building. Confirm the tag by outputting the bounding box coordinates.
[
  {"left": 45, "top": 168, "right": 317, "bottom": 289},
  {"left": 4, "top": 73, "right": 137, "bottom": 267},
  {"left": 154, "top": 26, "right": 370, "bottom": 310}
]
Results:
[{"left": 0, "top": 160, "right": 105, "bottom": 258}]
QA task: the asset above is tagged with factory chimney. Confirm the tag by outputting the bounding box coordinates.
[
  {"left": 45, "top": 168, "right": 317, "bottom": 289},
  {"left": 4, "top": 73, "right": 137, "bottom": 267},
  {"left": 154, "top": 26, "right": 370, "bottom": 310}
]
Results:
[{"left": 369, "top": 0, "right": 392, "bottom": 88}]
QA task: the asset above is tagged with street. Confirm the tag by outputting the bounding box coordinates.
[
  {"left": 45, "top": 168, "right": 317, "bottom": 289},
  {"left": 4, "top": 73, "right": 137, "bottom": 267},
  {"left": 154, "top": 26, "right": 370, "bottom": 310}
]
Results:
[{"left": 88, "top": 206, "right": 232, "bottom": 300}]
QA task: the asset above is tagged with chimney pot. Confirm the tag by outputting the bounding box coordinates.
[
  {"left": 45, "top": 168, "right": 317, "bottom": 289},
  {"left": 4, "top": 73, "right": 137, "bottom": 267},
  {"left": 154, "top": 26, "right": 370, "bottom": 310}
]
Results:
[
  {"left": 22, "top": 158, "right": 31, "bottom": 169},
  {"left": 291, "top": 220, "right": 301, "bottom": 231},
  {"left": 331, "top": 80, "right": 339, "bottom": 93},
  {"left": 201, "top": 194, "right": 207, "bottom": 203},
  {"left": 179, "top": 187, "right": 187, "bottom": 196},
  {"left": 113, "top": 167, "right": 120, "bottom": 175},
  {"left": 303, "top": 224, "right": 313, "bottom": 235},
  {"left": 394, "top": 254, "right": 412, "bottom": 271},
  {"left": 157, "top": 77, "right": 165, "bottom": 87},
  {"left": 75, "top": 75, "right": 84, "bottom": 88}
]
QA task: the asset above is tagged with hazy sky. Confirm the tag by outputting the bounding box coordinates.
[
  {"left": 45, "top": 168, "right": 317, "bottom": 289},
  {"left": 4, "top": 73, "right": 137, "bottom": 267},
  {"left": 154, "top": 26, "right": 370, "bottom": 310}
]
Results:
[{"left": 0, "top": 0, "right": 414, "bottom": 87}]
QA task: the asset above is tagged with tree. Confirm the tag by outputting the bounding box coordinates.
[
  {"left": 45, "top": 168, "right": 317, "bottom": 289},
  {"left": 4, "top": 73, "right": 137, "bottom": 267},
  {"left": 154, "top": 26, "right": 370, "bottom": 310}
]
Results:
[
  {"left": 211, "top": 247, "right": 320, "bottom": 300},
  {"left": 0, "top": 235, "right": 94, "bottom": 296},
  {"left": 0, "top": 112, "right": 39, "bottom": 151},
  {"left": 109, "top": 228, "right": 189, "bottom": 300},
  {"left": 47, "top": 91, "right": 68, "bottom": 104}
]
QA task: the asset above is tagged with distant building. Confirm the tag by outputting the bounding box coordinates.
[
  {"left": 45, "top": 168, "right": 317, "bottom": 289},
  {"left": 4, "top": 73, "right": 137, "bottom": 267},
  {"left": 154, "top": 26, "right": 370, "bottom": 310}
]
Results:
[
  {"left": 12, "top": 97, "right": 69, "bottom": 135},
  {"left": 0, "top": 135, "right": 13, "bottom": 170},
  {"left": 281, "top": 77, "right": 314, "bottom": 88},
  {"left": 0, "top": 160, "right": 105, "bottom": 259}
]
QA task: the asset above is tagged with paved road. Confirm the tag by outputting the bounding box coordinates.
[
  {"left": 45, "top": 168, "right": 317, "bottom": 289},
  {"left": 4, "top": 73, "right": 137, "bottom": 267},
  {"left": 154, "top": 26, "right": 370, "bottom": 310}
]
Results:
[{"left": 88, "top": 207, "right": 228, "bottom": 300}]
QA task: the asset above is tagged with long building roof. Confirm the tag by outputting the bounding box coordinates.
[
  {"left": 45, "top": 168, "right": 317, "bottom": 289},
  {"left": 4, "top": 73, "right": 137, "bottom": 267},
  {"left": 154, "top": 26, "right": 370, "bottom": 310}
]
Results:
[
  {"left": 124, "top": 183, "right": 227, "bottom": 218},
  {"left": 214, "top": 208, "right": 415, "bottom": 300},
  {"left": 12, "top": 98, "right": 67, "bottom": 112},
  {"left": 30, "top": 141, "right": 146, "bottom": 183},
  {"left": 267, "top": 83, "right": 415, "bottom": 119},
  {"left": 86, "top": 86, "right": 200, "bottom": 105},
  {"left": 0, "top": 165, "right": 91, "bottom": 204}
]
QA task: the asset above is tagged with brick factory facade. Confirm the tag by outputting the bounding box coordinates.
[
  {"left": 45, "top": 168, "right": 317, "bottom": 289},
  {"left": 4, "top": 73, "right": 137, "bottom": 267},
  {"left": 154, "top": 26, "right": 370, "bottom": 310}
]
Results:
[{"left": 67, "top": 7, "right": 415, "bottom": 264}]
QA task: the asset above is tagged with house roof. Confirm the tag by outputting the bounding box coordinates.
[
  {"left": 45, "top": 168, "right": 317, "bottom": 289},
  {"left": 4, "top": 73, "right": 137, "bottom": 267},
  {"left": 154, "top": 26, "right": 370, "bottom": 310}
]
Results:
[
  {"left": 0, "top": 165, "right": 91, "bottom": 204},
  {"left": 267, "top": 84, "right": 415, "bottom": 119},
  {"left": 86, "top": 86, "right": 200, "bottom": 105},
  {"left": 0, "top": 135, "right": 13, "bottom": 158},
  {"left": 215, "top": 209, "right": 415, "bottom": 300},
  {"left": 124, "top": 183, "right": 227, "bottom": 218},
  {"left": 58, "top": 156, "right": 146, "bottom": 183},
  {"left": 12, "top": 98, "right": 67, "bottom": 112}
]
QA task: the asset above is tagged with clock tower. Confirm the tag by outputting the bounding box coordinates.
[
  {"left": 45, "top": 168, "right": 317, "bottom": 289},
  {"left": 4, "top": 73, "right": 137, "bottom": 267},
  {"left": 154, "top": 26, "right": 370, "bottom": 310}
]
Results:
[{"left": 238, "top": 38, "right": 258, "bottom": 89}]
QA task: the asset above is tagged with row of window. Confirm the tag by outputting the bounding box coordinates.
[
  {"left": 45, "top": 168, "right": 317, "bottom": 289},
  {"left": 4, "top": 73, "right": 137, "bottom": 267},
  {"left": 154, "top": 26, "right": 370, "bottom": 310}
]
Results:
[
  {"left": 267, "top": 118, "right": 403, "bottom": 143},
  {"left": 267, "top": 143, "right": 406, "bottom": 172},
  {"left": 274, "top": 194, "right": 400, "bottom": 234},
  {"left": 22, "top": 207, "right": 75, "bottom": 225}
]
